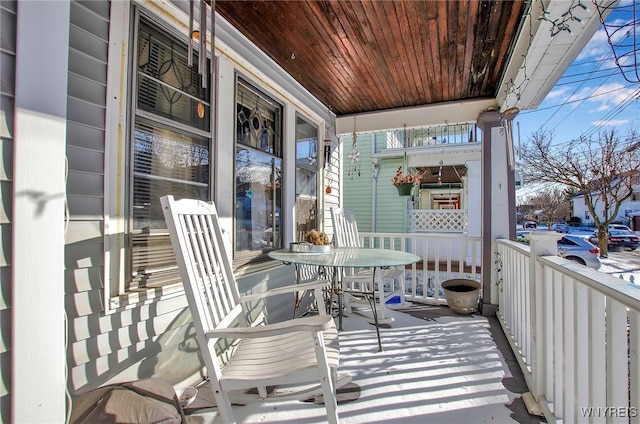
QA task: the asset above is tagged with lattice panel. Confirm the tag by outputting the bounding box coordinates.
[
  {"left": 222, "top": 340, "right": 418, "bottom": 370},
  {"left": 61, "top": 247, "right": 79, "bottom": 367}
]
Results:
[{"left": 409, "top": 210, "right": 467, "bottom": 232}]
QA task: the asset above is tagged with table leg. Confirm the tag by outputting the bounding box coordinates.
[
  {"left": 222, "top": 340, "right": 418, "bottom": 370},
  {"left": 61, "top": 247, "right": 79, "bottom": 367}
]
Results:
[
  {"left": 334, "top": 268, "right": 343, "bottom": 331},
  {"left": 292, "top": 264, "right": 302, "bottom": 319},
  {"left": 370, "top": 267, "right": 382, "bottom": 352}
]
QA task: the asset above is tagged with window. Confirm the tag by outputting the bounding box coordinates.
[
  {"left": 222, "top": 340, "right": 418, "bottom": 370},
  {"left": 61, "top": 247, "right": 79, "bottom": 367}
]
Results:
[
  {"left": 557, "top": 237, "right": 577, "bottom": 246},
  {"left": 295, "top": 115, "right": 319, "bottom": 240},
  {"left": 234, "top": 78, "right": 283, "bottom": 258},
  {"left": 585, "top": 211, "right": 590, "bottom": 220},
  {"left": 632, "top": 191, "right": 639, "bottom": 202},
  {"left": 128, "top": 17, "right": 212, "bottom": 290}
]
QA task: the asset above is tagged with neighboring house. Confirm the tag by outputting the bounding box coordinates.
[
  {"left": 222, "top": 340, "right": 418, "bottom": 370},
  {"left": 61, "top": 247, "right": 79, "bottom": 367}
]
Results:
[
  {"left": 343, "top": 124, "right": 484, "bottom": 241},
  {"left": 342, "top": 117, "right": 509, "bottom": 271},
  {"left": 572, "top": 176, "right": 640, "bottom": 230},
  {"left": 0, "top": 1, "right": 607, "bottom": 422}
]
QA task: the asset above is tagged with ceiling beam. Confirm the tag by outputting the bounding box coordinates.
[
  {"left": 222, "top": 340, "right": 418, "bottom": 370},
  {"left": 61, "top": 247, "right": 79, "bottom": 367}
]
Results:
[{"left": 335, "top": 98, "right": 497, "bottom": 135}]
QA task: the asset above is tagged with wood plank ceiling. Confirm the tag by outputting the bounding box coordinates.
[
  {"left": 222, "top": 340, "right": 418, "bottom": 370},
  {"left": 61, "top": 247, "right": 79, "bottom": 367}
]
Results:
[{"left": 215, "top": 0, "right": 527, "bottom": 116}]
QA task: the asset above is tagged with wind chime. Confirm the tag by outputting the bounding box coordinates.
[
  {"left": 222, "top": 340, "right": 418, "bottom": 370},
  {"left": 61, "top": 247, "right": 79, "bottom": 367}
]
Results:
[
  {"left": 501, "top": 107, "right": 519, "bottom": 171},
  {"left": 188, "top": 0, "right": 216, "bottom": 88},
  {"left": 437, "top": 147, "right": 444, "bottom": 186},
  {"left": 348, "top": 116, "right": 361, "bottom": 179}
]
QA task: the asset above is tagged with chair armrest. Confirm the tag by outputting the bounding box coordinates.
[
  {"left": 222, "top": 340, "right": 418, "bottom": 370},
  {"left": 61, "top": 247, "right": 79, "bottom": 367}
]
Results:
[
  {"left": 204, "top": 314, "right": 334, "bottom": 339},
  {"left": 240, "top": 280, "right": 330, "bottom": 303}
]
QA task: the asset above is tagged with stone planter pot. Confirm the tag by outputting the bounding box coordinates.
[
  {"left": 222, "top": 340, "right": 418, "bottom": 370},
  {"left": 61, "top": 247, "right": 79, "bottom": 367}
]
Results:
[
  {"left": 441, "top": 279, "right": 481, "bottom": 314},
  {"left": 396, "top": 183, "right": 413, "bottom": 196}
]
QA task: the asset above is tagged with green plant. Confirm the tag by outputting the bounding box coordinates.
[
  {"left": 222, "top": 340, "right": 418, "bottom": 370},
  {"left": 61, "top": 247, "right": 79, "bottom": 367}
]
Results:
[{"left": 392, "top": 166, "right": 422, "bottom": 187}]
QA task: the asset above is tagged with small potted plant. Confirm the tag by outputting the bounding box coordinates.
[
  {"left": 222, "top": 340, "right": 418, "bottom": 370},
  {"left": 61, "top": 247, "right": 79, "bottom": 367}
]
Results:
[
  {"left": 304, "top": 229, "right": 331, "bottom": 253},
  {"left": 392, "top": 166, "right": 422, "bottom": 196}
]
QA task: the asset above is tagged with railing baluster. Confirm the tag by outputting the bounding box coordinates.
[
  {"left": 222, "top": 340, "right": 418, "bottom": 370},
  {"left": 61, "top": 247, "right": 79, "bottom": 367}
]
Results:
[
  {"left": 629, "top": 310, "right": 640, "bottom": 424},
  {"left": 591, "top": 290, "right": 606, "bottom": 424},
  {"left": 358, "top": 231, "right": 482, "bottom": 304},
  {"left": 563, "top": 275, "right": 576, "bottom": 423},
  {"left": 575, "top": 283, "right": 589, "bottom": 421},
  {"left": 607, "top": 297, "right": 629, "bottom": 423},
  {"left": 552, "top": 268, "right": 563, "bottom": 416}
]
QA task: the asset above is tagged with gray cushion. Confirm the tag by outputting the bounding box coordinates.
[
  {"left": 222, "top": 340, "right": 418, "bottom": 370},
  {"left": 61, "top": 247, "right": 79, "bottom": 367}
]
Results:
[{"left": 70, "top": 378, "right": 184, "bottom": 424}]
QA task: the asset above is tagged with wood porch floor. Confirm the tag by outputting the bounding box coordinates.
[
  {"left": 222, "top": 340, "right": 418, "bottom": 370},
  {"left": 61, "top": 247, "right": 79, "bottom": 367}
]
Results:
[{"left": 184, "top": 304, "right": 544, "bottom": 424}]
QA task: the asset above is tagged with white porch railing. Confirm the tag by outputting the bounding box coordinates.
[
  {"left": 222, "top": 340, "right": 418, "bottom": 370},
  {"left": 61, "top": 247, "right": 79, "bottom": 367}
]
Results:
[
  {"left": 359, "top": 232, "right": 482, "bottom": 305},
  {"left": 378, "top": 123, "right": 480, "bottom": 150},
  {"left": 408, "top": 209, "right": 468, "bottom": 233},
  {"left": 495, "top": 236, "right": 640, "bottom": 423}
]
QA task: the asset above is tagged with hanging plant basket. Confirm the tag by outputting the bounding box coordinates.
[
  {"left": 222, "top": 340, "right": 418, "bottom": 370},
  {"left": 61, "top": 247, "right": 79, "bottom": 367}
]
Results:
[{"left": 396, "top": 183, "right": 413, "bottom": 196}]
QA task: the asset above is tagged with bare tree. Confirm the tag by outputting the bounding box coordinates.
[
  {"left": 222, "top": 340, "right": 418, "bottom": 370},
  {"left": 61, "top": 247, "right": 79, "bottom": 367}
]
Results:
[
  {"left": 520, "top": 129, "right": 640, "bottom": 257},
  {"left": 528, "top": 188, "right": 573, "bottom": 227}
]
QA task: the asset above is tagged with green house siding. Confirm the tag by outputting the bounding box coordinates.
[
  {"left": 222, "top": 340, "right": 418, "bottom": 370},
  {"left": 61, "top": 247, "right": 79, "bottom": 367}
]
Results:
[
  {"left": 343, "top": 133, "right": 407, "bottom": 235},
  {"left": 375, "top": 157, "right": 407, "bottom": 234},
  {"left": 343, "top": 134, "right": 373, "bottom": 232}
]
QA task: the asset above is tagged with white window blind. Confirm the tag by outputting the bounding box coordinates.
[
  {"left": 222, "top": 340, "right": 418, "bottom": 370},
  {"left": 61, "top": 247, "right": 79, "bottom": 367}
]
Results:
[{"left": 128, "top": 17, "right": 212, "bottom": 290}]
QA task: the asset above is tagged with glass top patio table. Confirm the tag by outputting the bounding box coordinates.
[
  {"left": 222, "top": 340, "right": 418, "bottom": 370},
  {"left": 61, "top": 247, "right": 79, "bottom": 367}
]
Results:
[
  {"left": 268, "top": 247, "right": 420, "bottom": 351},
  {"left": 268, "top": 247, "right": 420, "bottom": 269}
]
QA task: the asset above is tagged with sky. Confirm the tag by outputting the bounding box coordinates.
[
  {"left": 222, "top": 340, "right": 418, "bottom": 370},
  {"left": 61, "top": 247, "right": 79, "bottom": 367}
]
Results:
[{"left": 512, "top": 0, "right": 640, "bottom": 155}]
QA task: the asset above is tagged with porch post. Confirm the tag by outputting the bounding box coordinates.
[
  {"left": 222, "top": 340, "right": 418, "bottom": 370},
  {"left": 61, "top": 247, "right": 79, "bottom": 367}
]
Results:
[
  {"left": 529, "top": 232, "right": 561, "bottom": 402},
  {"left": 12, "top": 1, "right": 70, "bottom": 422},
  {"left": 477, "top": 111, "right": 516, "bottom": 315}
]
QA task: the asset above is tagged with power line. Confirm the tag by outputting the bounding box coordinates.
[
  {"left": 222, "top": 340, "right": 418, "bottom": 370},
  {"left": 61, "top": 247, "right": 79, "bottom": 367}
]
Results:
[
  {"left": 580, "top": 87, "right": 640, "bottom": 139},
  {"left": 519, "top": 84, "right": 635, "bottom": 114},
  {"left": 516, "top": 1, "right": 640, "bottom": 150},
  {"left": 517, "top": 86, "right": 639, "bottom": 149},
  {"left": 547, "top": 45, "right": 617, "bottom": 130},
  {"left": 555, "top": 68, "right": 622, "bottom": 85}
]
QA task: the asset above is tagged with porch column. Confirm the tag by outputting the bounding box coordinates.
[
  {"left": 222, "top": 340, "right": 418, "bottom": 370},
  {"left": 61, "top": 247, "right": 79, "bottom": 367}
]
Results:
[
  {"left": 477, "top": 111, "right": 516, "bottom": 315},
  {"left": 12, "top": 1, "right": 70, "bottom": 422}
]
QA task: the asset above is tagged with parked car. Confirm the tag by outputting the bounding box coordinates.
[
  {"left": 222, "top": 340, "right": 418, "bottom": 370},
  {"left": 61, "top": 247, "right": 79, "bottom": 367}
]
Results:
[
  {"left": 557, "top": 235, "right": 601, "bottom": 270},
  {"left": 524, "top": 221, "right": 537, "bottom": 229},
  {"left": 609, "top": 224, "right": 633, "bottom": 232},
  {"left": 589, "top": 228, "right": 640, "bottom": 251},
  {"left": 550, "top": 223, "right": 569, "bottom": 233},
  {"left": 516, "top": 233, "right": 601, "bottom": 269}
]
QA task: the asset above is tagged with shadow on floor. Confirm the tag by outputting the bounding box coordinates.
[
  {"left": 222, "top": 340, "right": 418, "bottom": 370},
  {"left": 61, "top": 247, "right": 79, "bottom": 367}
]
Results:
[{"left": 395, "top": 304, "right": 546, "bottom": 424}]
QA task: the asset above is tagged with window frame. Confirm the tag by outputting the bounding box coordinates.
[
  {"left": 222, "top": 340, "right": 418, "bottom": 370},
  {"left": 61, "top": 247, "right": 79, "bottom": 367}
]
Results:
[
  {"left": 233, "top": 75, "right": 284, "bottom": 264},
  {"left": 294, "top": 114, "right": 320, "bottom": 241},
  {"left": 128, "top": 15, "right": 213, "bottom": 289},
  {"left": 107, "top": 8, "right": 214, "bottom": 308}
]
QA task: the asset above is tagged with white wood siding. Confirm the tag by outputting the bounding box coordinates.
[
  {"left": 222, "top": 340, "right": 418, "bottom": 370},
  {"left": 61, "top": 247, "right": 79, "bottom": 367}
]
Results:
[{"left": 13, "top": 1, "right": 69, "bottom": 420}]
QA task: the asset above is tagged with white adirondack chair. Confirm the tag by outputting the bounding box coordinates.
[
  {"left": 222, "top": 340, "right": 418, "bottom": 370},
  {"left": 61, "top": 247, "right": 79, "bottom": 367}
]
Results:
[
  {"left": 330, "top": 207, "right": 406, "bottom": 324},
  {"left": 161, "top": 195, "right": 348, "bottom": 424}
]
